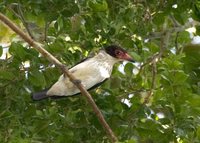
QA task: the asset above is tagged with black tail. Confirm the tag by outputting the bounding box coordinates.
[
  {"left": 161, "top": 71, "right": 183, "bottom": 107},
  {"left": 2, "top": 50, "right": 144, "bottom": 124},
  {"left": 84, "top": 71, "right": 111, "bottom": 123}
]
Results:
[{"left": 32, "top": 89, "right": 49, "bottom": 101}]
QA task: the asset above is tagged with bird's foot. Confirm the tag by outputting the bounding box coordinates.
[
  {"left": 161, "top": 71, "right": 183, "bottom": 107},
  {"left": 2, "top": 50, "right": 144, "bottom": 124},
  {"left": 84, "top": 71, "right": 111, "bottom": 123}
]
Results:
[{"left": 72, "top": 79, "right": 82, "bottom": 85}]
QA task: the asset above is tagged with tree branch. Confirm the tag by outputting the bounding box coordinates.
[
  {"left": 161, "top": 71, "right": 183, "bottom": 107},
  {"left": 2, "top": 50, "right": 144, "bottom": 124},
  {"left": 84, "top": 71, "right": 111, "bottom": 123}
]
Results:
[
  {"left": 143, "top": 60, "right": 156, "bottom": 104},
  {"left": 0, "top": 13, "right": 118, "bottom": 143},
  {"left": 145, "top": 20, "right": 200, "bottom": 40},
  {"left": 44, "top": 21, "right": 49, "bottom": 42},
  {"left": 8, "top": 3, "right": 35, "bottom": 39},
  {"left": 142, "top": 29, "right": 170, "bottom": 104}
]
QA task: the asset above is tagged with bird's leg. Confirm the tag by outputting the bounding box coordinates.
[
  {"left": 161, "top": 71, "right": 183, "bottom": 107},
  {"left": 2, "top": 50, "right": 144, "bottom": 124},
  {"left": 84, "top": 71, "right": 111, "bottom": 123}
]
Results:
[
  {"left": 72, "top": 79, "right": 82, "bottom": 85},
  {"left": 60, "top": 64, "right": 81, "bottom": 84},
  {"left": 61, "top": 64, "right": 68, "bottom": 76}
]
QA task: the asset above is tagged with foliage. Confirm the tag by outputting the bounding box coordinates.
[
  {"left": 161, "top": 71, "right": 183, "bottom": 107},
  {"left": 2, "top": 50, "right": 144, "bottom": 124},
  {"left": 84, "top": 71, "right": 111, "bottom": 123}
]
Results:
[{"left": 0, "top": 0, "right": 200, "bottom": 142}]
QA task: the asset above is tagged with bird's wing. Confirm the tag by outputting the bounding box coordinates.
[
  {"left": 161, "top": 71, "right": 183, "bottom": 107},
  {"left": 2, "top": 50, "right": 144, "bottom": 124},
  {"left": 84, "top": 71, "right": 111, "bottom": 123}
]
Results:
[
  {"left": 69, "top": 57, "right": 90, "bottom": 69},
  {"left": 47, "top": 59, "right": 110, "bottom": 96},
  {"left": 87, "top": 78, "right": 108, "bottom": 91}
]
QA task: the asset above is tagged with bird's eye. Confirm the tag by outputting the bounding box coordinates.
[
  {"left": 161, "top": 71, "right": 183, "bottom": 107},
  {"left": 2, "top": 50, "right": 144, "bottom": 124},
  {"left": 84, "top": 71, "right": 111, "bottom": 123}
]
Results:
[{"left": 115, "top": 50, "right": 123, "bottom": 56}]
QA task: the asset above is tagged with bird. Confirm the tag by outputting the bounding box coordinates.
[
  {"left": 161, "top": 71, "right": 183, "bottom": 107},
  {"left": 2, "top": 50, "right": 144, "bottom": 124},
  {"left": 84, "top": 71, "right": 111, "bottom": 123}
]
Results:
[{"left": 32, "top": 45, "right": 135, "bottom": 100}]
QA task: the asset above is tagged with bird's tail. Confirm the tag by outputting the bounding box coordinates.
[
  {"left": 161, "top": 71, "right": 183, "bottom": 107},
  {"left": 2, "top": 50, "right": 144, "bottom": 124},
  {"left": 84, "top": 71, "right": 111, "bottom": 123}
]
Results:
[{"left": 32, "top": 89, "right": 49, "bottom": 101}]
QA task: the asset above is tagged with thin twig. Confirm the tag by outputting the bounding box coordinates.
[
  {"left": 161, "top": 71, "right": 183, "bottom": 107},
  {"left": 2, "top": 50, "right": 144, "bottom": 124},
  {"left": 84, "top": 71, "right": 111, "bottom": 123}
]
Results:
[
  {"left": 169, "top": 15, "right": 180, "bottom": 53},
  {"left": 0, "top": 13, "right": 118, "bottom": 143},
  {"left": 145, "top": 20, "right": 200, "bottom": 40},
  {"left": 138, "top": 52, "right": 159, "bottom": 74},
  {"left": 16, "top": 4, "right": 35, "bottom": 39},
  {"left": 169, "top": 14, "right": 181, "bottom": 27},
  {"left": 8, "top": 3, "right": 35, "bottom": 39},
  {"left": 142, "top": 27, "right": 170, "bottom": 104},
  {"left": 143, "top": 60, "right": 156, "bottom": 104},
  {"left": 175, "top": 32, "right": 179, "bottom": 52},
  {"left": 44, "top": 21, "right": 49, "bottom": 42}
]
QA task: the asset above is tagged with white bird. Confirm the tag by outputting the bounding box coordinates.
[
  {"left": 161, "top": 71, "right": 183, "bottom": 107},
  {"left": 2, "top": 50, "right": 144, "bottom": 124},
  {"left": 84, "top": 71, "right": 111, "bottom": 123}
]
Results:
[{"left": 32, "top": 45, "right": 134, "bottom": 100}]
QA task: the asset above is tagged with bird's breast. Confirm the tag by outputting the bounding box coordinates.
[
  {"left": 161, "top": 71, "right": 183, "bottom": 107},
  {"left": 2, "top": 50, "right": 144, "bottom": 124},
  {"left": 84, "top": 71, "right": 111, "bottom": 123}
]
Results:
[{"left": 96, "top": 63, "right": 111, "bottom": 79}]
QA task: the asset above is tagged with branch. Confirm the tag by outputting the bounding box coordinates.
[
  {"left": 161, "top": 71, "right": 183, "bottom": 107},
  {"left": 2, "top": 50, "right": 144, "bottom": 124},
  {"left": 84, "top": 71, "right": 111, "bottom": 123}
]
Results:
[
  {"left": 145, "top": 20, "right": 200, "bottom": 40},
  {"left": 143, "top": 60, "right": 156, "bottom": 104},
  {"left": 8, "top": 3, "right": 35, "bottom": 39},
  {"left": 16, "top": 4, "right": 35, "bottom": 39},
  {"left": 140, "top": 16, "right": 191, "bottom": 72},
  {"left": 142, "top": 29, "right": 170, "bottom": 104},
  {"left": 44, "top": 21, "right": 49, "bottom": 42},
  {"left": 0, "top": 13, "right": 118, "bottom": 143}
]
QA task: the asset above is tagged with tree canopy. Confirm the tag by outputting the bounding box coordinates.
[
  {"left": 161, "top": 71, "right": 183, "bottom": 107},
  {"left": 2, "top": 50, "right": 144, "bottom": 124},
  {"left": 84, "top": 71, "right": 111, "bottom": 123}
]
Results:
[{"left": 0, "top": 0, "right": 200, "bottom": 142}]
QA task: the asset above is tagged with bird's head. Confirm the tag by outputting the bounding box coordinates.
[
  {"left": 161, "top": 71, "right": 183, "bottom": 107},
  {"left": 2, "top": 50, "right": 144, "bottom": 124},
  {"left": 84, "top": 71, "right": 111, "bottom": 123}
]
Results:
[{"left": 105, "top": 45, "right": 135, "bottom": 62}]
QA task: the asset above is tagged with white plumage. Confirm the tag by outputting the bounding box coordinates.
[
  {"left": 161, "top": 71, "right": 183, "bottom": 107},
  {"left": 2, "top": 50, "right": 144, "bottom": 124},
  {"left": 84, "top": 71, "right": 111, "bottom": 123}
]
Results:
[{"left": 47, "top": 50, "right": 120, "bottom": 96}]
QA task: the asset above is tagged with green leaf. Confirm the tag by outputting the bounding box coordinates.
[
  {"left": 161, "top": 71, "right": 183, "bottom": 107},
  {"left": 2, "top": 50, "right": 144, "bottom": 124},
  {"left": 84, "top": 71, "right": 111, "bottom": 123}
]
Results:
[
  {"left": 125, "top": 139, "right": 137, "bottom": 143},
  {"left": 89, "top": 0, "right": 108, "bottom": 12},
  {"left": 173, "top": 71, "right": 188, "bottom": 84},
  {"left": 0, "top": 70, "right": 15, "bottom": 80},
  {"left": 29, "top": 70, "right": 46, "bottom": 87},
  {"left": 36, "top": 110, "right": 43, "bottom": 116},
  {"left": 178, "top": 31, "right": 191, "bottom": 44},
  {"left": 0, "top": 46, "right": 2, "bottom": 57},
  {"left": 9, "top": 42, "right": 27, "bottom": 60},
  {"left": 153, "top": 12, "right": 165, "bottom": 26},
  {"left": 124, "top": 63, "right": 134, "bottom": 76},
  {"left": 173, "top": 13, "right": 185, "bottom": 25},
  {"left": 130, "top": 51, "right": 141, "bottom": 62},
  {"left": 118, "top": 139, "right": 137, "bottom": 143},
  {"left": 110, "top": 77, "right": 121, "bottom": 89},
  {"left": 197, "top": 126, "right": 200, "bottom": 140}
]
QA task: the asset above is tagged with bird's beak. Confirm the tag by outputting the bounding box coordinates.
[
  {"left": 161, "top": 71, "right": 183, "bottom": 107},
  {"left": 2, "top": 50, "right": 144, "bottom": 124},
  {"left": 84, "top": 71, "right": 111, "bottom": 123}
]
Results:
[{"left": 123, "top": 53, "right": 135, "bottom": 62}]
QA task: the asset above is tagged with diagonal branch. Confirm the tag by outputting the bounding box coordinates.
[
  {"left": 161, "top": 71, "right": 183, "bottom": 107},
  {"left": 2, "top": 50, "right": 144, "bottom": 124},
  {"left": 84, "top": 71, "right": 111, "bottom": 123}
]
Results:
[{"left": 0, "top": 13, "right": 118, "bottom": 143}]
